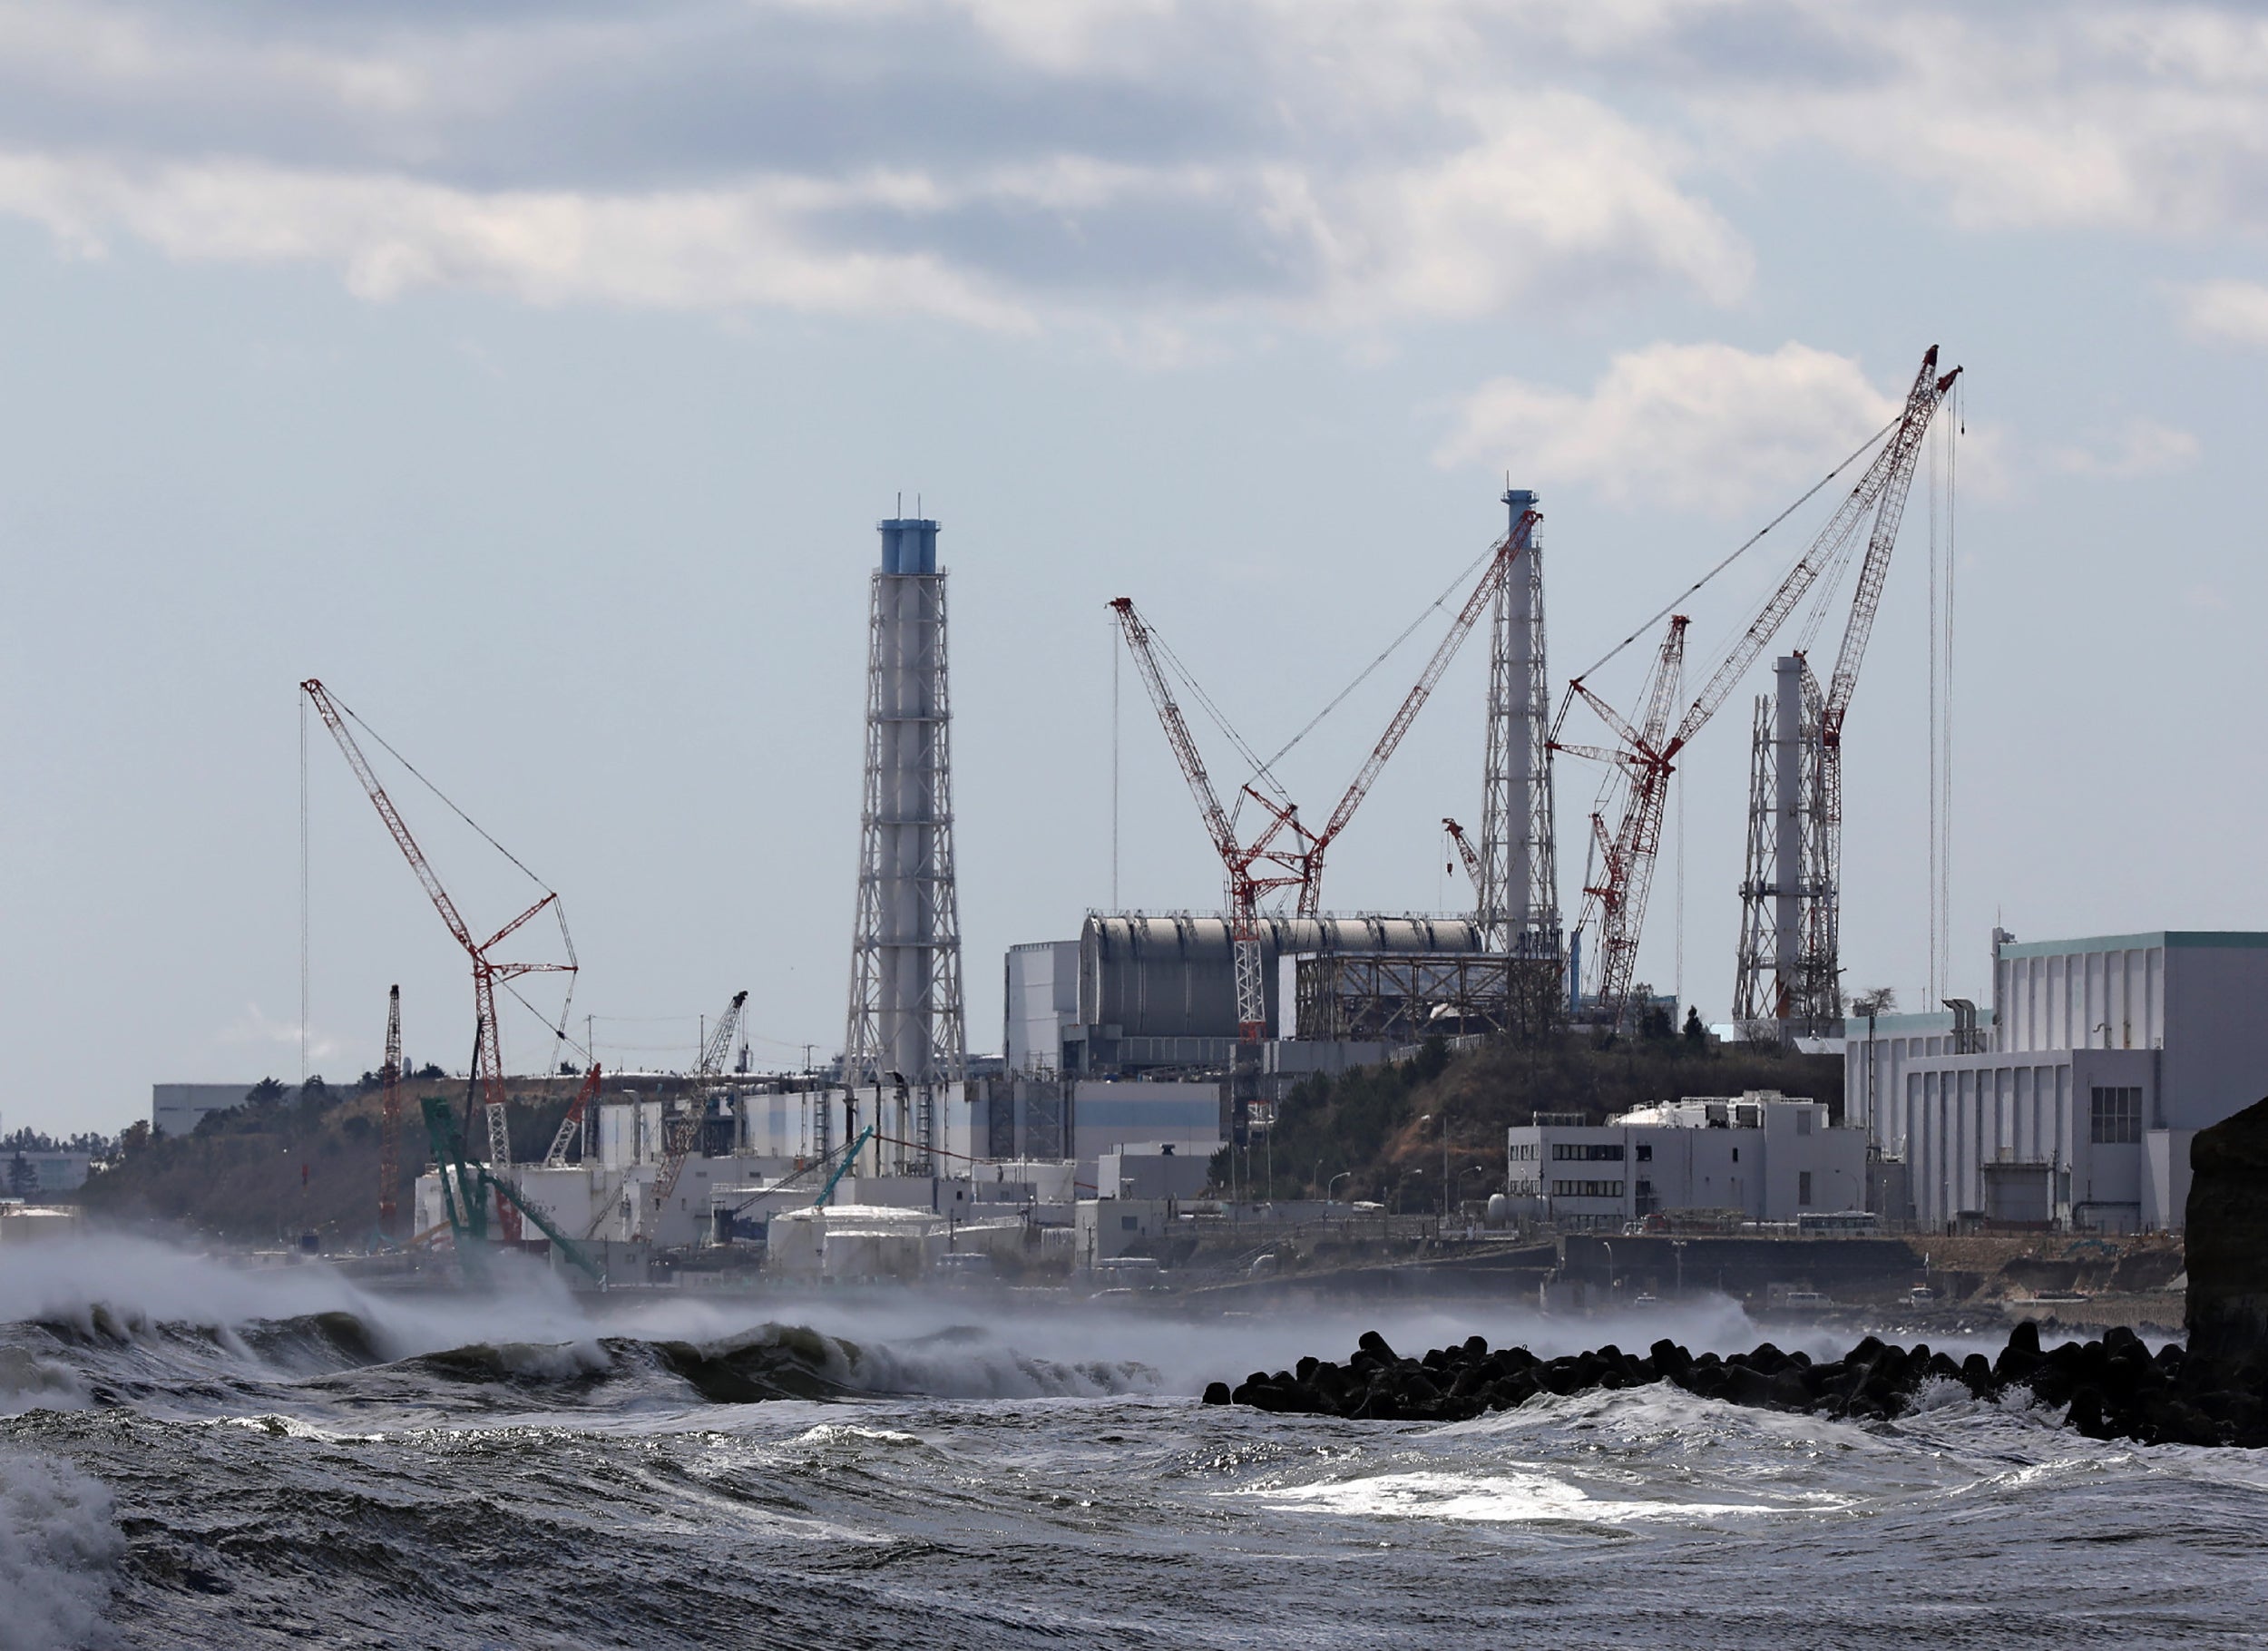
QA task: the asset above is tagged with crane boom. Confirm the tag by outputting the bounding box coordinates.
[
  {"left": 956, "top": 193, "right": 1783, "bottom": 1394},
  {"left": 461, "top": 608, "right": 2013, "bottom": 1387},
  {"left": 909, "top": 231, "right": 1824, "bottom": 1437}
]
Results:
[
  {"left": 1108, "top": 599, "right": 1239, "bottom": 868},
  {"left": 543, "top": 1062, "right": 603, "bottom": 1168},
  {"left": 1442, "top": 818, "right": 1482, "bottom": 889},
  {"left": 1821, "top": 362, "right": 1963, "bottom": 738},
  {"left": 1297, "top": 505, "right": 1539, "bottom": 916},
  {"left": 1665, "top": 347, "right": 1956, "bottom": 757},
  {"left": 301, "top": 682, "right": 481, "bottom": 957},
  {"left": 1577, "top": 617, "right": 1687, "bottom": 1027},
  {"left": 694, "top": 991, "right": 749, "bottom": 1083},
  {"left": 654, "top": 990, "right": 750, "bottom": 1213}
]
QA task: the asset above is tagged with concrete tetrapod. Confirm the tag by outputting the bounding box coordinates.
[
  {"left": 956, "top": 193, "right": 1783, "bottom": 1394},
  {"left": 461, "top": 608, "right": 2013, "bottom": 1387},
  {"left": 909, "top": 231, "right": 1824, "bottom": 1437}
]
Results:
[{"left": 1202, "top": 1323, "right": 2268, "bottom": 1448}]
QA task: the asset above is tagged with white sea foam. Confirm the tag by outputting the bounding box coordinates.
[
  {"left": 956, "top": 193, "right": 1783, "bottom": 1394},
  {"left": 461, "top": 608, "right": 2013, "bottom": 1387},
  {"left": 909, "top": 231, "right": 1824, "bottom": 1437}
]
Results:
[
  {"left": 0, "top": 1450, "right": 122, "bottom": 1651},
  {"left": 1243, "top": 1467, "right": 1836, "bottom": 1526}
]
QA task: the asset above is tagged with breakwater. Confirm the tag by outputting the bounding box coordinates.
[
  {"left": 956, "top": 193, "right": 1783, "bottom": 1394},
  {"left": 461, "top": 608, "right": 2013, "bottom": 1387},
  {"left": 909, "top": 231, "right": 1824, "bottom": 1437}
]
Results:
[{"left": 1205, "top": 1321, "right": 2268, "bottom": 1448}]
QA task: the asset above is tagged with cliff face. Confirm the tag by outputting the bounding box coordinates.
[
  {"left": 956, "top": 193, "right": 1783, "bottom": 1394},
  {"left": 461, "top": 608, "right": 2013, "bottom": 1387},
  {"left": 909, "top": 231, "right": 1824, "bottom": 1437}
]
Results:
[{"left": 2185, "top": 1094, "right": 2268, "bottom": 1359}]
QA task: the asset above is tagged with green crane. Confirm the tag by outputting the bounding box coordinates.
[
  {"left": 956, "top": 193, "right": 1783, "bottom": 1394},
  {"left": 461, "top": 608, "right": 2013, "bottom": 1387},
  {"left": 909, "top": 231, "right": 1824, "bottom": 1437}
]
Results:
[{"left": 421, "top": 1094, "right": 606, "bottom": 1285}]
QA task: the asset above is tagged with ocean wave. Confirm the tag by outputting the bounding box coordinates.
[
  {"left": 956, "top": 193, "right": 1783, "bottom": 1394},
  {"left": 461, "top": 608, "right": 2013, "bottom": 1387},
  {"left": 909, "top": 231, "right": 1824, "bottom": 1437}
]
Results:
[{"left": 0, "top": 1449, "right": 121, "bottom": 1651}]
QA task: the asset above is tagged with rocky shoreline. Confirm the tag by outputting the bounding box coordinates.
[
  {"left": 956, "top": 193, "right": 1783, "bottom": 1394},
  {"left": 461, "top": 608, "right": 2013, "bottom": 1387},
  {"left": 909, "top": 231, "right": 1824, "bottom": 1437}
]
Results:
[{"left": 1203, "top": 1322, "right": 2268, "bottom": 1448}]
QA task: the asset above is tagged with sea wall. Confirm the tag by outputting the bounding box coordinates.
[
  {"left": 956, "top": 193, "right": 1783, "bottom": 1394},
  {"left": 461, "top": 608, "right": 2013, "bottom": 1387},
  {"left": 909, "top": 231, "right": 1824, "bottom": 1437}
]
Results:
[{"left": 2186, "top": 1093, "right": 2268, "bottom": 1360}]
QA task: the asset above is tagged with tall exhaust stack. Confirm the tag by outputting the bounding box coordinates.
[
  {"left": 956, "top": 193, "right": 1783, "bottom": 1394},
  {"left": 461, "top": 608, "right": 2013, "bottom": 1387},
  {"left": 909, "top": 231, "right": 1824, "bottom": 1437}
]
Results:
[
  {"left": 1480, "top": 487, "right": 1559, "bottom": 966},
  {"left": 843, "top": 513, "right": 965, "bottom": 1172}
]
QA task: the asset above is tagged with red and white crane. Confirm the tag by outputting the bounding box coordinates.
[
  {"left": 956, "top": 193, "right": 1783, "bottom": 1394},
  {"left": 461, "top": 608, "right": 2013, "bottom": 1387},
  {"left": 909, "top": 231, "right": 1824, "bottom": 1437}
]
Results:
[
  {"left": 1295, "top": 502, "right": 1542, "bottom": 919},
  {"left": 301, "top": 679, "right": 577, "bottom": 1239},
  {"left": 1442, "top": 817, "right": 1483, "bottom": 892},
  {"left": 1108, "top": 503, "right": 1540, "bottom": 1036},
  {"left": 1557, "top": 345, "right": 1960, "bottom": 1032}
]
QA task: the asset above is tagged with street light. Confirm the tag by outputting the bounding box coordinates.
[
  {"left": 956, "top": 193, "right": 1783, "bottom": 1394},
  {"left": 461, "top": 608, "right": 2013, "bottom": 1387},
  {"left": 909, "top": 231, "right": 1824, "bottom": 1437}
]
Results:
[{"left": 1328, "top": 1171, "right": 1353, "bottom": 1205}]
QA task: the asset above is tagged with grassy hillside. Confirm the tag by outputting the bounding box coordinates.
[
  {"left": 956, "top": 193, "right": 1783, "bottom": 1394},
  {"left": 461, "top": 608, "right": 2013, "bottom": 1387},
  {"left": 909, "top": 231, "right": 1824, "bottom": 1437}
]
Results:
[{"left": 1246, "top": 1032, "right": 1844, "bottom": 1207}]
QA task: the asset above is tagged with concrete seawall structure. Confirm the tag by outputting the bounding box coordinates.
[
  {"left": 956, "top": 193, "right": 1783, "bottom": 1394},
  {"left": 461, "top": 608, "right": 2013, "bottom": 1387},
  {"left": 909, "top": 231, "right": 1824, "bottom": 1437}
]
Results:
[{"left": 2185, "top": 1093, "right": 2268, "bottom": 1359}]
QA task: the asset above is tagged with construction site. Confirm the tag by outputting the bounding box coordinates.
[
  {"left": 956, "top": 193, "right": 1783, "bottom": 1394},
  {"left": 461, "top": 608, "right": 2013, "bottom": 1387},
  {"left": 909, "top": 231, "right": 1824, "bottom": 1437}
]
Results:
[{"left": 162, "top": 342, "right": 2240, "bottom": 1308}]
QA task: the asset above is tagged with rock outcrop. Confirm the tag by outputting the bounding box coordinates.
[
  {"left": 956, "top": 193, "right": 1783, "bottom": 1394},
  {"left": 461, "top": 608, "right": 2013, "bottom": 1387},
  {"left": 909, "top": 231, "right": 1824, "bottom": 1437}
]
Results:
[
  {"left": 2186, "top": 1094, "right": 2268, "bottom": 1361},
  {"left": 1204, "top": 1322, "right": 2268, "bottom": 1448}
]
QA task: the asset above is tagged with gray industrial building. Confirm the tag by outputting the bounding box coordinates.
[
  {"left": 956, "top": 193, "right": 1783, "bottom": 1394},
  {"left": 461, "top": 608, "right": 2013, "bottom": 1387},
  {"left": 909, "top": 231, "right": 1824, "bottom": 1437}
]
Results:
[
  {"left": 1847, "top": 929, "right": 2268, "bottom": 1232},
  {"left": 152, "top": 1082, "right": 293, "bottom": 1138},
  {"left": 1506, "top": 1091, "right": 1864, "bottom": 1229},
  {"left": 1006, "top": 914, "right": 1482, "bottom": 1075}
]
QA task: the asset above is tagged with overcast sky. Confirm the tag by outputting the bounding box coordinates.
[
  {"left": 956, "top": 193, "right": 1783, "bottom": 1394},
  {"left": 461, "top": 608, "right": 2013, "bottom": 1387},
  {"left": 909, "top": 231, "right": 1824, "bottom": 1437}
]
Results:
[{"left": 3, "top": 0, "right": 2263, "bottom": 1134}]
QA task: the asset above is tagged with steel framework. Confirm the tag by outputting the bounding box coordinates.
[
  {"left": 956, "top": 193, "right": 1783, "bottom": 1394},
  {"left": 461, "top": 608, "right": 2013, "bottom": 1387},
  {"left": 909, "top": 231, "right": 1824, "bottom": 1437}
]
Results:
[
  {"left": 843, "top": 523, "right": 965, "bottom": 1174},
  {"left": 1479, "top": 488, "right": 1559, "bottom": 966},
  {"left": 1731, "top": 664, "right": 1837, "bottom": 1038},
  {"left": 1295, "top": 952, "right": 1520, "bottom": 1043}
]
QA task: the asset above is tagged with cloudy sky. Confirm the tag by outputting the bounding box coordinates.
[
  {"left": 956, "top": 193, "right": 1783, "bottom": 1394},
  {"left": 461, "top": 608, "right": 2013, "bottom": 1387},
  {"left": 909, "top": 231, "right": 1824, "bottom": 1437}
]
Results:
[{"left": 2, "top": 0, "right": 2262, "bottom": 1132}]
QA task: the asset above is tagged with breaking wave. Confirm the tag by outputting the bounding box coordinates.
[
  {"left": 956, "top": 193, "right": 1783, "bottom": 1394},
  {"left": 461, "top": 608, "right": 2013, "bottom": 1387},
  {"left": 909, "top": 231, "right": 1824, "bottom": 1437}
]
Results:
[{"left": 0, "top": 1449, "right": 122, "bottom": 1651}]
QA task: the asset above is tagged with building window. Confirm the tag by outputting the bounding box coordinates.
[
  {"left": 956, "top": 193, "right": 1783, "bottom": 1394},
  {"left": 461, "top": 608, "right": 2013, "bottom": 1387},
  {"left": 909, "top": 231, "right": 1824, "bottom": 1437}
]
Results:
[
  {"left": 1120, "top": 1216, "right": 1139, "bottom": 1231},
  {"left": 1549, "top": 1180, "right": 1624, "bottom": 1198},
  {"left": 1636, "top": 1143, "right": 1653, "bottom": 1162},
  {"left": 2090, "top": 1086, "right": 2143, "bottom": 1145},
  {"left": 1799, "top": 1171, "right": 1813, "bottom": 1206},
  {"left": 1731, "top": 1147, "right": 1740, "bottom": 1163},
  {"left": 1551, "top": 1143, "right": 1625, "bottom": 1161},
  {"left": 1796, "top": 1110, "right": 1813, "bottom": 1137}
]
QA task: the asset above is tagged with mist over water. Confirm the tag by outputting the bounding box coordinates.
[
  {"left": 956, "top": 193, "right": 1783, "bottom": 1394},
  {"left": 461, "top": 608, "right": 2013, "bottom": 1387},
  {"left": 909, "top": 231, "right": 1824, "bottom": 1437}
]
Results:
[{"left": 3, "top": 1237, "right": 2264, "bottom": 1648}]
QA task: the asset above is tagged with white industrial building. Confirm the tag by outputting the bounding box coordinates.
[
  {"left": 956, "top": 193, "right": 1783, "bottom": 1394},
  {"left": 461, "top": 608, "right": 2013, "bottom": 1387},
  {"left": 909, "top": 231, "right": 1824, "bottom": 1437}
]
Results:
[
  {"left": 1505, "top": 1092, "right": 1864, "bottom": 1228},
  {"left": 1845, "top": 930, "right": 2268, "bottom": 1233}
]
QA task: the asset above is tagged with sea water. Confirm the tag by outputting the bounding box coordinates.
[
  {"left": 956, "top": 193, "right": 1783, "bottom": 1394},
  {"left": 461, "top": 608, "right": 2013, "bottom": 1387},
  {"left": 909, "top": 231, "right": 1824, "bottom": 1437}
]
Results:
[{"left": 4, "top": 1237, "right": 2265, "bottom": 1649}]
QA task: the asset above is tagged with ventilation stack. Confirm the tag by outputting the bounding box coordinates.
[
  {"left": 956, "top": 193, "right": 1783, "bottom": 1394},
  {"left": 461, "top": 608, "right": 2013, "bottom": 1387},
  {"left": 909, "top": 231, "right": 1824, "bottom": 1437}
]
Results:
[
  {"left": 1733, "top": 654, "right": 1836, "bottom": 1040},
  {"left": 1479, "top": 486, "right": 1562, "bottom": 1028},
  {"left": 843, "top": 514, "right": 966, "bottom": 1172}
]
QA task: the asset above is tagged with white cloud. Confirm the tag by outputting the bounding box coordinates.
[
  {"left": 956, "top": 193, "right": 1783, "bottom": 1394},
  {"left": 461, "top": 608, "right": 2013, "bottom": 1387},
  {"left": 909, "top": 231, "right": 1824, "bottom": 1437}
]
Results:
[
  {"left": 2047, "top": 417, "right": 2201, "bottom": 479},
  {"left": 1436, "top": 340, "right": 1906, "bottom": 516},
  {"left": 0, "top": 2, "right": 1753, "bottom": 333},
  {"left": 1283, "top": 93, "right": 1751, "bottom": 322},
  {"left": 2177, "top": 278, "right": 2268, "bottom": 347},
  {"left": 0, "top": 0, "right": 2257, "bottom": 336},
  {"left": 0, "top": 152, "right": 1036, "bottom": 327},
  {"left": 1686, "top": 5, "right": 2268, "bottom": 237}
]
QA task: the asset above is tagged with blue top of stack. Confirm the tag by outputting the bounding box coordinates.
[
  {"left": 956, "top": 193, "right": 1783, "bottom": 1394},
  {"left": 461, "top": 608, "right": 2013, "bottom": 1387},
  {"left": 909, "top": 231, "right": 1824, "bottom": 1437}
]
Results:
[{"left": 877, "top": 518, "right": 940, "bottom": 574}]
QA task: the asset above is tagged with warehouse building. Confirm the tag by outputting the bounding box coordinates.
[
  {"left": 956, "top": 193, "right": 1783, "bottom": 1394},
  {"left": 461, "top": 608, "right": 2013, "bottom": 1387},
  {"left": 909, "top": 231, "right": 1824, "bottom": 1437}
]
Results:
[{"left": 1859, "top": 930, "right": 2268, "bottom": 1233}]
